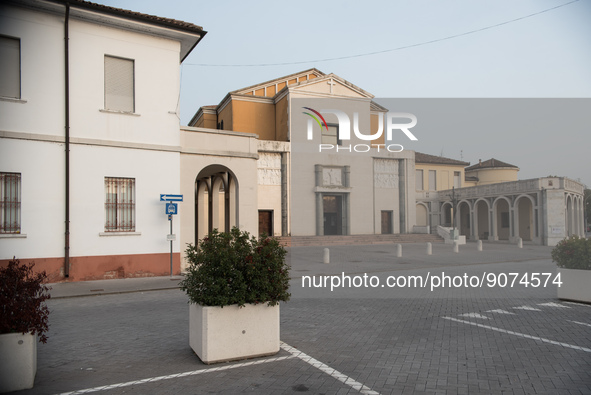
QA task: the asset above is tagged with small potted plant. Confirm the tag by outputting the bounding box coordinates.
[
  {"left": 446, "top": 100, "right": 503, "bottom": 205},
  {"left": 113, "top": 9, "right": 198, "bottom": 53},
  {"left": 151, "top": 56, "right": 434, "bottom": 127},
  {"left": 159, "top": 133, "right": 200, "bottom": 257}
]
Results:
[
  {"left": 551, "top": 236, "right": 591, "bottom": 303},
  {"left": 180, "top": 227, "right": 290, "bottom": 364},
  {"left": 0, "top": 258, "right": 51, "bottom": 392}
]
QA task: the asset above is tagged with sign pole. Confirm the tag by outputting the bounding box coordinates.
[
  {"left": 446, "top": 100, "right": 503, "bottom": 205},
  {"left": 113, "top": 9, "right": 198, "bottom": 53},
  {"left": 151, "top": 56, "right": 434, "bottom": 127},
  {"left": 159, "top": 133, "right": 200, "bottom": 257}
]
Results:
[
  {"left": 169, "top": 214, "right": 173, "bottom": 277},
  {"left": 161, "top": 194, "right": 182, "bottom": 277}
]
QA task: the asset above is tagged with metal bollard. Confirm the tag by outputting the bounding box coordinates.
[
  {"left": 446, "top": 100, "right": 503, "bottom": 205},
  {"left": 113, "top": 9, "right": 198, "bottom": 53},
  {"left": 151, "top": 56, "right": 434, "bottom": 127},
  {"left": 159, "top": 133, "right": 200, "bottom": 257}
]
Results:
[
  {"left": 427, "top": 242, "right": 432, "bottom": 255},
  {"left": 396, "top": 244, "right": 402, "bottom": 257},
  {"left": 453, "top": 241, "right": 459, "bottom": 253},
  {"left": 323, "top": 248, "right": 330, "bottom": 264},
  {"left": 517, "top": 237, "right": 523, "bottom": 248},
  {"left": 477, "top": 240, "right": 482, "bottom": 251}
]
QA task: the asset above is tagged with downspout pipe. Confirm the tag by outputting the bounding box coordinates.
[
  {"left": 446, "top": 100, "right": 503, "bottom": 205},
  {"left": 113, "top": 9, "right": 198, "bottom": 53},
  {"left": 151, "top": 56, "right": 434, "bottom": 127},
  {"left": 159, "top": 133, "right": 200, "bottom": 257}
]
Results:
[{"left": 64, "top": 2, "right": 70, "bottom": 277}]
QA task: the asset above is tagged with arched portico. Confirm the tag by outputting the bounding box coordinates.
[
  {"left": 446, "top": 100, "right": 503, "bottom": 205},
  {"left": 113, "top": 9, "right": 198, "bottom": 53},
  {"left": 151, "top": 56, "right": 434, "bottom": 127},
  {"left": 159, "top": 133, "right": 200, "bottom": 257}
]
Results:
[
  {"left": 566, "top": 195, "right": 573, "bottom": 236},
  {"left": 493, "top": 196, "right": 512, "bottom": 241},
  {"left": 474, "top": 198, "right": 491, "bottom": 240},
  {"left": 441, "top": 201, "right": 453, "bottom": 227},
  {"left": 195, "top": 165, "right": 239, "bottom": 242},
  {"left": 514, "top": 195, "right": 535, "bottom": 241},
  {"left": 457, "top": 200, "right": 472, "bottom": 239},
  {"left": 416, "top": 203, "right": 429, "bottom": 227}
]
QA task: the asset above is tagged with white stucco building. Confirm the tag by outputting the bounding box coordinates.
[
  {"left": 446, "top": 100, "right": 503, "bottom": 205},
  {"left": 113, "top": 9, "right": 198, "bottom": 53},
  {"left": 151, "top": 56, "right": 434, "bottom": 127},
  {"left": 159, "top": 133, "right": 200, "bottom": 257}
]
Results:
[{"left": 0, "top": 0, "right": 205, "bottom": 281}]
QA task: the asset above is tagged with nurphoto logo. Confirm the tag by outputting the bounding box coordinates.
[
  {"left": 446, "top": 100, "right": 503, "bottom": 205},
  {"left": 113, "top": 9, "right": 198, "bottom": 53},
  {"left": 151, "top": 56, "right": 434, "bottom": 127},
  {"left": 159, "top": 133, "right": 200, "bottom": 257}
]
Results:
[{"left": 302, "top": 107, "right": 418, "bottom": 153}]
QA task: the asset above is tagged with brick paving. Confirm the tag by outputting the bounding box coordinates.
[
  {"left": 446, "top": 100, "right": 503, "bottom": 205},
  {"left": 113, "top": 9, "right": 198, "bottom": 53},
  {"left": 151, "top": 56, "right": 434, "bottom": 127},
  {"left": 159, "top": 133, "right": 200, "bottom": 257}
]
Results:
[{"left": 13, "top": 243, "right": 591, "bottom": 394}]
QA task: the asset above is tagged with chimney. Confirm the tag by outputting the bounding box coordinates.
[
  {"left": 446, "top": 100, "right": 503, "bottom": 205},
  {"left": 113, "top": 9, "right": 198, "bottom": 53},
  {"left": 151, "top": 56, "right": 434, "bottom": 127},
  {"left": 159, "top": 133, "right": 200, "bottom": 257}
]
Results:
[{"left": 479, "top": 159, "right": 482, "bottom": 166}]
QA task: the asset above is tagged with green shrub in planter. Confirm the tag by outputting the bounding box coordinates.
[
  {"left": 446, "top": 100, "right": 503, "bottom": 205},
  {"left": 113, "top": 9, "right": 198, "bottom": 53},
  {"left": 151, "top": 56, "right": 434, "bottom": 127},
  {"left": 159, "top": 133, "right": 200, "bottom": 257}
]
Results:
[
  {"left": 0, "top": 259, "right": 51, "bottom": 343},
  {"left": 551, "top": 236, "right": 591, "bottom": 270},
  {"left": 180, "top": 228, "right": 290, "bottom": 307}
]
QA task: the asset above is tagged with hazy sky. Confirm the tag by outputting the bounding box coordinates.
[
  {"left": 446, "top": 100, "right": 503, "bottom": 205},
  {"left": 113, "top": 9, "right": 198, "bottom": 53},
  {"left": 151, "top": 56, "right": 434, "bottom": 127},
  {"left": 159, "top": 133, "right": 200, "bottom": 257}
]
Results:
[{"left": 95, "top": 0, "right": 591, "bottom": 186}]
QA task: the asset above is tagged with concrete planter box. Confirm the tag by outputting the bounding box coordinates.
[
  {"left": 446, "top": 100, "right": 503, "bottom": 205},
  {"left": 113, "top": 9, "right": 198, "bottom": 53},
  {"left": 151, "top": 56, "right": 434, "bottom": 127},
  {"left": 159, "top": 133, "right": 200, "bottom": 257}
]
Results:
[
  {"left": 0, "top": 332, "right": 37, "bottom": 393},
  {"left": 557, "top": 268, "right": 591, "bottom": 303},
  {"left": 189, "top": 303, "right": 280, "bottom": 364}
]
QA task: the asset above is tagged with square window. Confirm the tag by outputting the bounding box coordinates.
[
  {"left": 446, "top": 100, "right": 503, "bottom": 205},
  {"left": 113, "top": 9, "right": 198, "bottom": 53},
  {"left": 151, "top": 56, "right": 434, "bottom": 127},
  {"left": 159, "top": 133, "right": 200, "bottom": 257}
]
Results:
[
  {"left": 104, "top": 55, "right": 134, "bottom": 112},
  {"left": 322, "top": 124, "right": 341, "bottom": 145}
]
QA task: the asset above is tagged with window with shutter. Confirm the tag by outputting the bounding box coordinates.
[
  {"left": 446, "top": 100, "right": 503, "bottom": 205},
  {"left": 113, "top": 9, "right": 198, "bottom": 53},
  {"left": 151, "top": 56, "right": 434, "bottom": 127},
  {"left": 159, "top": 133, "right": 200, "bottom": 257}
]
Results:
[
  {"left": 429, "top": 170, "right": 437, "bottom": 191},
  {"left": 104, "top": 55, "right": 134, "bottom": 112},
  {"left": 0, "top": 36, "right": 21, "bottom": 99},
  {"left": 415, "top": 169, "right": 424, "bottom": 191}
]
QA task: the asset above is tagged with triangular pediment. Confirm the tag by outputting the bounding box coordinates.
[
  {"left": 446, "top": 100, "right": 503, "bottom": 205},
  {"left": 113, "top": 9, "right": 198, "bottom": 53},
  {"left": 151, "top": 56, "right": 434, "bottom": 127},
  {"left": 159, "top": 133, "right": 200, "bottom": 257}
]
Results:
[
  {"left": 290, "top": 73, "right": 374, "bottom": 99},
  {"left": 231, "top": 68, "right": 326, "bottom": 97}
]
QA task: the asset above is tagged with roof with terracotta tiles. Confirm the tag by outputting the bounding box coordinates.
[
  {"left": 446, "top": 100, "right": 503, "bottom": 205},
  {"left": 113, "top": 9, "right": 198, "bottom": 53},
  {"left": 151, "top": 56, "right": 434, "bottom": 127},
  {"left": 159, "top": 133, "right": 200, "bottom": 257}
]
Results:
[
  {"left": 415, "top": 152, "right": 470, "bottom": 166},
  {"left": 48, "top": 0, "right": 205, "bottom": 34},
  {"left": 465, "top": 158, "right": 519, "bottom": 171}
]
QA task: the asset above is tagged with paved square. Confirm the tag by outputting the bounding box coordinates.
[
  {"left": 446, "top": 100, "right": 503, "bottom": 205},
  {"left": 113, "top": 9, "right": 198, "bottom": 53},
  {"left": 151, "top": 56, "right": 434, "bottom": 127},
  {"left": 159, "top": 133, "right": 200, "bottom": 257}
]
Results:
[{"left": 15, "top": 243, "right": 591, "bottom": 394}]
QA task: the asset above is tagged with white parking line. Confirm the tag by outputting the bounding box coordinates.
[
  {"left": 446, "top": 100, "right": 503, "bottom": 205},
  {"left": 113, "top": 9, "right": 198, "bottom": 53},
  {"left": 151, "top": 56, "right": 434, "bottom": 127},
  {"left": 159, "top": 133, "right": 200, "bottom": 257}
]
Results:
[
  {"left": 486, "top": 309, "right": 516, "bottom": 315},
  {"left": 55, "top": 355, "right": 295, "bottom": 395},
  {"left": 281, "top": 342, "right": 380, "bottom": 395},
  {"left": 442, "top": 317, "right": 591, "bottom": 353},
  {"left": 459, "top": 313, "right": 489, "bottom": 319},
  {"left": 564, "top": 301, "right": 591, "bottom": 307},
  {"left": 538, "top": 302, "right": 570, "bottom": 308},
  {"left": 52, "top": 342, "right": 380, "bottom": 395},
  {"left": 569, "top": 320, "right": 591, "bottom": 328},
  {"left": 512, "top": 305, "right": 542, "bottom": 311}
]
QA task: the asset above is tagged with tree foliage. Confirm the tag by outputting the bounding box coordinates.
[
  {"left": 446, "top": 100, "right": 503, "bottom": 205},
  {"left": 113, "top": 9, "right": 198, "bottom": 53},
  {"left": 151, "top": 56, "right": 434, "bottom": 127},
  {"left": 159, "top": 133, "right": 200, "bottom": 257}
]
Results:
[
  {"left": 551, "top": 236, "right": 591, "bottom": 270},
  {"left": 0, "top": 259, "right": 51, "bottom": 343},
  {"left": 180, "top": 228, "right": 290, "bottom": 307}
]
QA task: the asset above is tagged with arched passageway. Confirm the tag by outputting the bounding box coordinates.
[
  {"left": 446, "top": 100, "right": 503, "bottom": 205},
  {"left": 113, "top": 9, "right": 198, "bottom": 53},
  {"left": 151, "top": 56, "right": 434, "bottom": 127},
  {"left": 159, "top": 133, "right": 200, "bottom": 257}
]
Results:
[{"left": 195, "top": 165, "right": 239, "bottom": 242}]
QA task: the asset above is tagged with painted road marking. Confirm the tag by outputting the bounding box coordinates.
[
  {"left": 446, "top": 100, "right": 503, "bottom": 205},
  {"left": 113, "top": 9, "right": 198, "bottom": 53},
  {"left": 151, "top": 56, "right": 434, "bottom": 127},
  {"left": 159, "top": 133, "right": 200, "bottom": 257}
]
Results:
[
  {"left": 486, "top": 309, "right": 516, "bottom": 315},
  {"left": 512, "top": 305, "right": 542, "bottom": 311},
  {"left": 55, "top": 355, "right": 295, "bottom": 395},
  {"left": 569, "top": 320, "right": 591, "bottom": 328},
  {"left": 281, "top": 342, "right": 380, "bottom": 395},
  {"left": 538, "top": 302, "right": 570, "bottom": 308},
  {"left": 564, "top": 301, "right": 591, "bottom": 308},
  {"left": 442, "top": 317, "right": 591, "bottom": 353},
  {"left": 459, "top": 313, "right": 489, "bottom": 319}
]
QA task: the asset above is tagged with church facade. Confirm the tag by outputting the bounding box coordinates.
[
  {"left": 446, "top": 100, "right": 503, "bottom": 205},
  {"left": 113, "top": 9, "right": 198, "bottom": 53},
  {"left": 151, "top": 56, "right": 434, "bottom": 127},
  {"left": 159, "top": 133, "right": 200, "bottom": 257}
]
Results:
[{"left": 187, "top": 69, "right": 418, "bottom": 246}]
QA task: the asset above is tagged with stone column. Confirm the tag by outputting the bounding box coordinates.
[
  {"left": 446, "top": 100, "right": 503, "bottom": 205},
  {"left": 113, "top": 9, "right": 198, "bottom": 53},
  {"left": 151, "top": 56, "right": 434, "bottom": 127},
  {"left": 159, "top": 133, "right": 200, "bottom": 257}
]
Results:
[
  {"left": 398, "top": 159, "right": 406, "bottom": 233},
  {"left": 316, "top": 193, "right": 323, "bottom": 236},
  {"left": 281, "top": 153, "right": 288, "bottom": 236}
]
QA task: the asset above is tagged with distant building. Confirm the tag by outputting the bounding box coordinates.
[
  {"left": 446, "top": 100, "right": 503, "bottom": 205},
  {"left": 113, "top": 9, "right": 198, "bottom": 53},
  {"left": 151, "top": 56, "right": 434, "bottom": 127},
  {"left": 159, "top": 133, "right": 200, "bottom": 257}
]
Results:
[
  {"left": 414, "top": 154, "right": 585, "bottom": 245},
  {"left": 464, "top": 158, "right": 520, "bottom": 186}
]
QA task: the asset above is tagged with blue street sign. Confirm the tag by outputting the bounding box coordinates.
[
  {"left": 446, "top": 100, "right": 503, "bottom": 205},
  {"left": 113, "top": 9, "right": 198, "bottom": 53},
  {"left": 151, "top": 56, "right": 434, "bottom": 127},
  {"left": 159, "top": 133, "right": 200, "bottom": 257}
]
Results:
[
  {"left": 160, "top": 194, "right": 183, "bottom": 202},
  {"left": 166, "top": 202, "right": 178, "bottom": 215}
]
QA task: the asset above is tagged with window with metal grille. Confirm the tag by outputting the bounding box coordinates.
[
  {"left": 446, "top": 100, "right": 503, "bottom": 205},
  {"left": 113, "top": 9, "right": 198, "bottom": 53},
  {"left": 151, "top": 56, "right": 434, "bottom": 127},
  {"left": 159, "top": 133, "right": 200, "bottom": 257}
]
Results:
[
  {"left": 0, "top": 36, "right": 21, "bottom": 99},
  {"left": 104, "top": 55, "right": 134, "bottom": 112},
  {"left": 1, "top": 172, "right": 21, "bottom": 234},
  {"left": 105, "top": 177, "right": 135, "bottom": 232}
]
